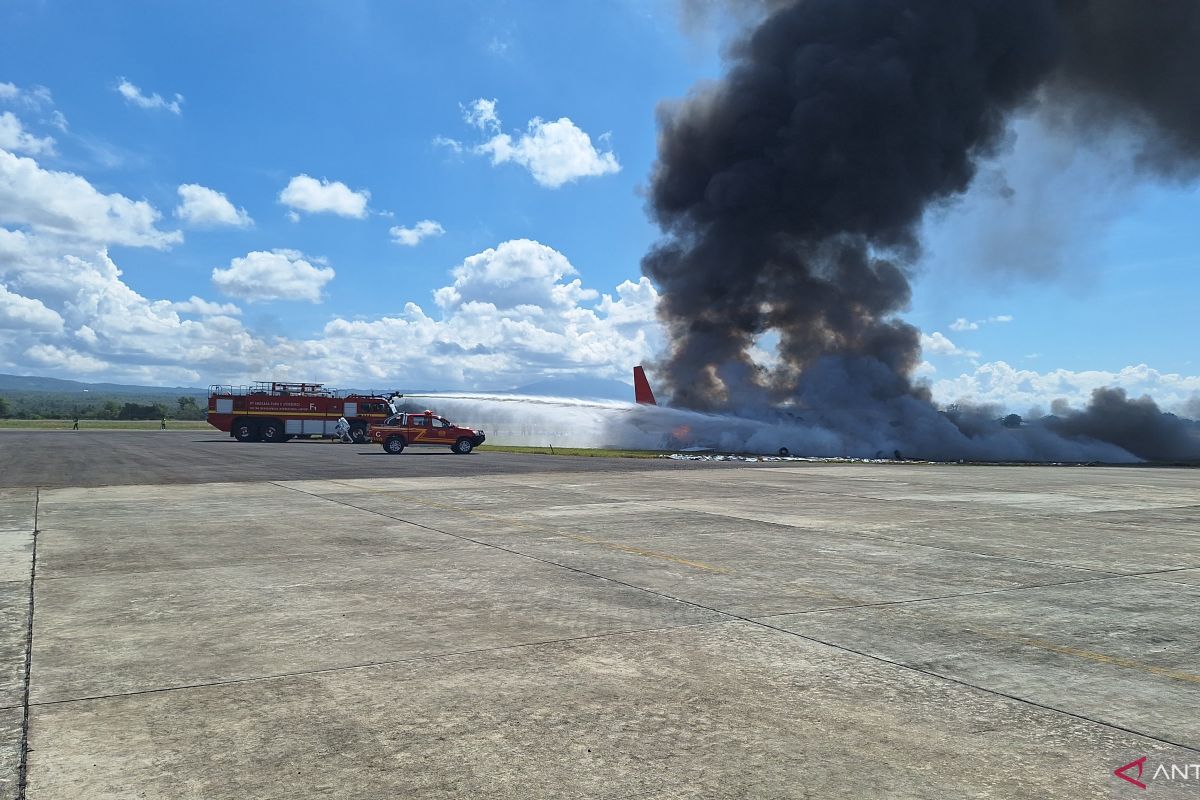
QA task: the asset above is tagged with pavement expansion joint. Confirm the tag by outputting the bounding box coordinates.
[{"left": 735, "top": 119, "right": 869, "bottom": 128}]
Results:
[
  {"left": 1122, "top": 565, "right": 1200, "bottom": 582},
  {"left": 750, "top": 617, "right": 1200, "bottom": 755},
  {"left": 752, "top": 567, "right": 1200, "bottom": 621},
  {"left": 275, "top": 480, "right": 1200, "bottom": 755},
  {"left": 27, "top": 620, "right": 730, "bottom": 709},
  {"left": 16, "top": 487, "right": 39, "bottom": 800},
  {"left": 750, "top": 578, "right": 1125, "bottom": 619},
  {"left": 271, "top": 481, "right": 731, "bottom": 609}
]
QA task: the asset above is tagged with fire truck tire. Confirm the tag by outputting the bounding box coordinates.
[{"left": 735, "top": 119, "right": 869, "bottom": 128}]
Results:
[
  {"left": 261, "top": 420, "right": 286, "bottom": 443},
  {"left": 383, "top": 436, "right": 405, "bottom": 454},
  {"left": 452, "top": 438, "right": 474, "bottom": 454},
  {"left": 350, "top": 425, "right": 369, "bottom": 444},
  {"left": 233, "top": 419, "right": 259, "bottom": 442}
]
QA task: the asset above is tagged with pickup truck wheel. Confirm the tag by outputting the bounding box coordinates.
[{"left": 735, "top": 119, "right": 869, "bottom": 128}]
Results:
[
  {"left": 233, "top": 420, "right": 258, "bottom": 442},
  {"left": 261, "top": 420, "right": 285, "bottom": 443},
  {"left": 383, "top": 436, "right": 405, "bottom": 454},
  {"left": 452, "top": 438, "right": 474, "bottom": 454},
  {"left": 350, "top": 425, "right": 369, "bottom": 444}
]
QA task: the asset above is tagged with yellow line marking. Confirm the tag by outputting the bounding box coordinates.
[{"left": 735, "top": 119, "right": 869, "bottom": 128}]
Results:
[{"left": 321, "top": 480, "right": 730, "bottom": 574}]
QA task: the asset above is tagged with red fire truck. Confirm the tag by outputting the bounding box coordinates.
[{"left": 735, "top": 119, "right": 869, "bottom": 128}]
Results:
[{"left": 207, "top": 382, "right": 397, "bottom": 443}]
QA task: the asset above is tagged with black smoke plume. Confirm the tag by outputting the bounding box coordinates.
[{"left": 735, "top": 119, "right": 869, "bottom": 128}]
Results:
[
  {"left": 1043, "top": 388, "right": 1200, "bottom": 463},
  {"left": 642, "top": 0, "right": 1200, "bottom": 458}
]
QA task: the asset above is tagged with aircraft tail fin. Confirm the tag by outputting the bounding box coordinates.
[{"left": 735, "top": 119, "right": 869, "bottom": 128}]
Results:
[{"left": 633, "top": 366, "right": 657, "bottom": 405}]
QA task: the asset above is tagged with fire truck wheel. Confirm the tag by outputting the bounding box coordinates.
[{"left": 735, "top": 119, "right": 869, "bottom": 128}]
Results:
[
  {"left": 261, "top": 420, "right": 285, "bottom": 443},
  {"left": 452, "top": 438, "right": 474, "bottom": 454},
  {"left": 233, "top": 420, "right": 258, "bottom": 442},
  {"left": 350, "top": 425, "right": 369, "bottom": 444},
  {"left": 383, "top": 436, "right": 405, "bottom": 454}
]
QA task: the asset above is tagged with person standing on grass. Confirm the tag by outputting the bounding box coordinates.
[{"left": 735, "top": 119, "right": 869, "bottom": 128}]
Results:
[
  {"left": 161, "top": 417, "right": 167, "bottom": 430},
  {"left": 72, "top": 417, "right": 79, "bottom": 430}
]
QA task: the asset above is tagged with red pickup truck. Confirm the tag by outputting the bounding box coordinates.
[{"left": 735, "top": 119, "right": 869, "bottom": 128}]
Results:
[{"left": 368, "top": 411, "right": 486, "bottom": 454}]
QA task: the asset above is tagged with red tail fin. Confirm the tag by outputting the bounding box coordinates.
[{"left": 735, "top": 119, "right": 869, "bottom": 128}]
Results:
[{"left": 633, "top": 366, "right": 657, "bottom": 405}]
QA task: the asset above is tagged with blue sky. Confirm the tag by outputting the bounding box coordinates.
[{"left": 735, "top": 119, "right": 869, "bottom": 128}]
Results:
[{"left": 0, "top": 1, "right": 1196, "bottom": 412}]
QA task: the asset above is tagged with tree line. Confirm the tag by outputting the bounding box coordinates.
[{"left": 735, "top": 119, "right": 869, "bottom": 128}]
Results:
[{"left": 0, "top": 392, "right": 207, "bottom": 420}]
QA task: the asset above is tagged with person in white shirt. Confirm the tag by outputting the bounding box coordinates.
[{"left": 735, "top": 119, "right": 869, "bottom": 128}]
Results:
[{"left": 334, "top": 416, "right": 352, "bottom": 443}]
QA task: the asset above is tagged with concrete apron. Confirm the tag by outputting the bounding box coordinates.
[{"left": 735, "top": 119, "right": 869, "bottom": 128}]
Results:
[{"left": 14, "top": 468, "right": 1200, "bottom": 798}]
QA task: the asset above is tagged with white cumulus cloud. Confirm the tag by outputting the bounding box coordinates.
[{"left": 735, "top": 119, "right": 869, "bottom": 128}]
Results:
[
  {"left": 479, "top": 118, "right": 621, "bottom": 188},
  {"left": 323, "top": 239, "right": 659, "bottom": 387},
  {"left": 931, "top": 361, "right": 1200, "bottom": 415},
  {"left": 0, "top": 282, "right": 63, "bottom": 331},
  {"left": 0, "top": 111, "right": 56, "bottom": 155},
  {"left": 161, "top": 296, "right": 242, "bottom": 316},
  {"left": 25, "top": 343, "right": 108, "bottom": 373},
  {"left": 0, "top": 143, "right": 659, "bottom": 389},
  {"left": 433, "top": 238, "right": 595, "bottom": 311},
  {"left": 390, "top": 219, "right": 445, "bottom": 247},
  {"left": 175, "top": 183, "right": 252, "bottom": 228},
  {"left": 920, "top": 331, "right": 979, "bottom": 359},
  {"left": 278, "top": 174, "right": 369, "bottom": 218},
  {"left": 448, "top": 99, "right": 621, "bottom": 188},
  {"left": 211, "top": 249, "right": 335, "bottom": 303},
  {"left": 0, "top": 149, "right": 181, "bottom": 248},
  {"left": 115, "top": 78, "right": 183, "bottom": 115},
  {"left": 461, "top": 98, "right": 500, "bottom": 131}
]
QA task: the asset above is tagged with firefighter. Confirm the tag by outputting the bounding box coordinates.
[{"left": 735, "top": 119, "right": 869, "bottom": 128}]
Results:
[{"left": 334, "top": 416, "right": 352, "bottom": 443}]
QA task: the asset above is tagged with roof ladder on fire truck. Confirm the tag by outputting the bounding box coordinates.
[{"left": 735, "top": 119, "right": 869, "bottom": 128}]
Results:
[{"left": 249, "top": 381, "right": 331, "bottom": 396}]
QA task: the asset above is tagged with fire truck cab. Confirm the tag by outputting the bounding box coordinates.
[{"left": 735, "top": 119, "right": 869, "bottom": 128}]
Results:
[
  {"left": 369, "top": 412, "right": 486, "bottom": 454},
  {"left": 207, "top": 382, "right": 397, "bottom": 443}
]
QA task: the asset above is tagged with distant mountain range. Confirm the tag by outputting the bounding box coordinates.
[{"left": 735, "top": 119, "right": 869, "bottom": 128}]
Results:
[
  {"left": 0, "top": 373, "right": 208, "bottom": 396},
  {"left": 0, "top": 373, "right": 636, "bottom": 402}
]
